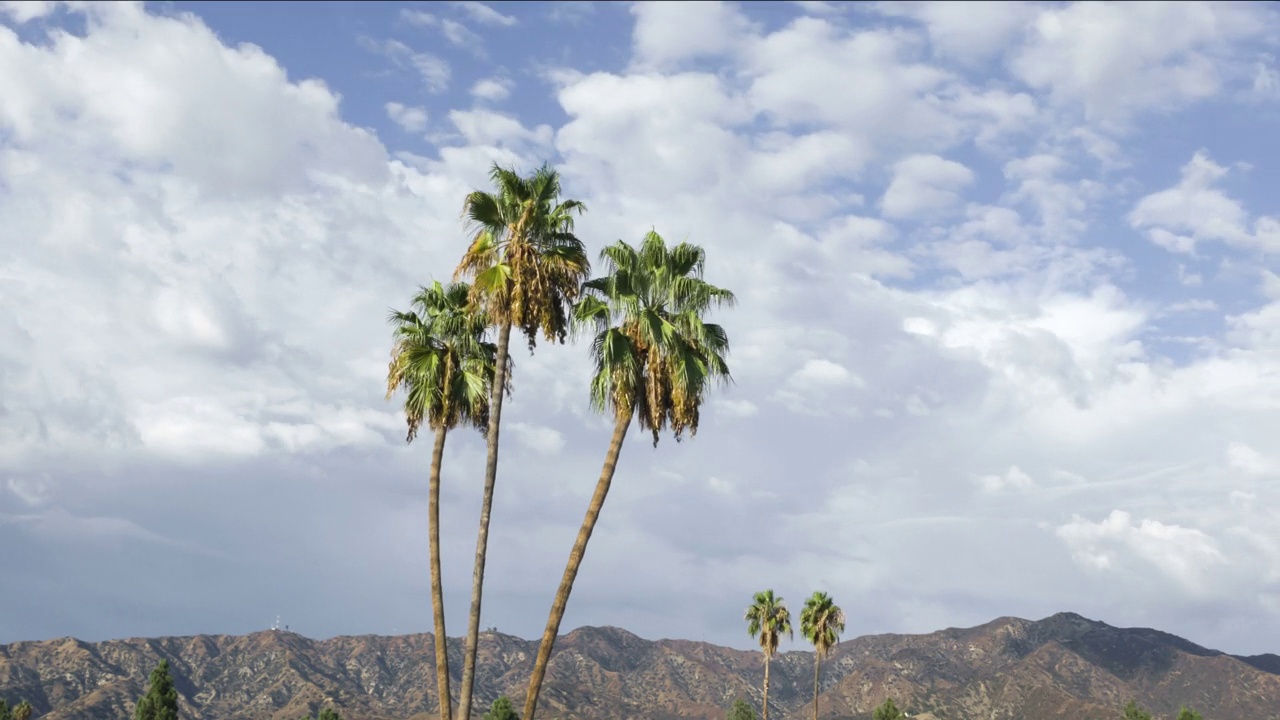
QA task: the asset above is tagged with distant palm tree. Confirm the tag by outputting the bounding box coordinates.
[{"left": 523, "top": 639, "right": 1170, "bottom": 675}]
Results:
[
  {"left": 800, "top": 591, "right": 846, "bottom": 720},
  {"left": 746, "top": 590, "right": 793, "bottom": 720},
  {"left": 522, "top": 231, "right": 735, "bottom": 719},
  {"left": 453, "top": 163, "right": 589, "bottom": 720},
  {"left": 387, "top": 280, "right": 498, "bottom": 720}
]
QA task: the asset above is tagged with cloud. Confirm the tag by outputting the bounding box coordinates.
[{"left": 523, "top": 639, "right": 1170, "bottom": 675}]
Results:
[
  {"left": 362, "top": 37, "right": 451, "bottom": 93},
  {"left": 1130, "top": 150, "right": 1280, "bottom": 253},
  {"left": 791, "top": 1, "right": 841, "bottom": 15},
  {"left": 452, "top": 1, "right": 517, "bottom": 27},
  {"left": 447, "top": 109, "right": 553, "bottom": 150},
  {"left": 1009, "top": 2, "right": 1265, "bottom": 123},
  {"left": 400, "top": 9, "right": 486, "bottom": 56},
  {"left": 1057, "top": 510, "right": 1225, "bottom": 594},
  {"left": 878, "top": 1, "right": 1038, "bottom": 64},
  {"left": 743, "top": 19, "right": 960, "bottom": 151},
  {"left": 510, "top": 422, "right": 566, "bottom": 457},
  {"left": 385, "top": 102, "right": 428, "bottom": 133},
  {"left": 6, "top": 474, "right": 51, "bottom": 506},
  {"left": 1226, "top": 441, "right": 1275, "bottom": 477},
  {"left": 977, "top": 465, "right": 1034, "bottom": 493},
  {"left": 0, "top": 0, "right": 59, "bottom": 23},
  {"left": 471, "top": 76, "right": 513, "bottom": 102},
  {"left": 775, "top": 359, "right": 865, "bottom": 415},
  {"left": 880, "top": 154, "right": 975, "bottom": 219},
  {"left": 630, "top": 1, "right": 754, "bottom": 70},
  {"left": 547, "top": 1, "right": 594, "bottom": 25},
  {"left": 1251, "top": 54, "right": 1280, "bottom": 101}
]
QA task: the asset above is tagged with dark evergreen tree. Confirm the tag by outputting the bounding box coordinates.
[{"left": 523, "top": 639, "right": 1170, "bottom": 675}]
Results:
[
  {"left": 872, "top": 698, "right": 903, "bottom": 720},
  {"left": 1176, "top": 707, "right": 1203, "bottom": 720},
  {"left": 297, "top": 709, "right": 341, "bottom": 720},
  {"left": 483, "top": 695, "right": 519, "bottom": 720},
  {"left": 1122, "top": 700, "right": 1153, "bottom": 720},
  {"left": 726, "top": 698, "right": 758, "bottom": 720},
  {"left": 134, "top": 659, "right": 179, "bottom": 720},
  {"left": 0, "top": 699, "right": 10, "bottom": 720}
]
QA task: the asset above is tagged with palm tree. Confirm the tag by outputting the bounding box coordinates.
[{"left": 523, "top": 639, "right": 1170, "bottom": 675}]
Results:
[
  {"left": 453, "top": 163, "right": 590, "bottom": 720},
  {"left": 522, "top": 231, "right": 735, "bottom": 719},
  {"left": 800, "top": 591, "right": 845, "bottom": 720},
  {"left": 746, "top": 590, "right": 793, "bottom": 720},
  {"left": 386, "top": 280, "right": 498, "bottom": 720}
]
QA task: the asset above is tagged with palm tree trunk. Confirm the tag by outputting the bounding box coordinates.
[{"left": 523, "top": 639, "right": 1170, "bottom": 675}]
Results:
[
  {"left": 457, "top": 320, "right": 512, "bottom": 720},
  {"left": 812, "top": 652, "right": 820, "bottom": 720},
  {"left": 763, "top": 654, "right": 771, "bottom": 720},
  {"left": 429, "top": 425, "right": 452, "bottom": 720},
  {"left": 522, "top": 411, "right": 631, "bottom": 720}
]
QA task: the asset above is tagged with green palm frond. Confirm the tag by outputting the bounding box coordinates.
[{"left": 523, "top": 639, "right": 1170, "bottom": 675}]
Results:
[
  {"left": 386, "top": 281, "right": 502, "bottom": 443},
  {"left": 800, "top": 591, "right": 846, "bottom": 658},
  {"left": 745, "top": 589, "right": 793, "bottom": 658},
  {"left": 455, "top": 163, "right": 590, "bottom": 350},
  {"left": 573, "top": 230, "right": 734, "bottom": 445}
]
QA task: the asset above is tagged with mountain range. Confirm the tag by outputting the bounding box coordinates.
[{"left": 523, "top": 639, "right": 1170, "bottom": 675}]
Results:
[{"left": 1, "top": 612, "right": 1277, "bottom": 719}]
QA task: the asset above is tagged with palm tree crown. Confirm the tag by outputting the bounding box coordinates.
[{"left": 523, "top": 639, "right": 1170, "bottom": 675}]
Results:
[
  {"left": 456, "top": 163, "right": 590, "bottom": 349},
  {"left": 746, "top": 589, "right": 793, "bottom": 656},
  {"left": 574, "top": 230, "right": 734, "bottom": 445},
  {"left": 800, "top": 591, "right": 845, "bottom": 657},
  {"left": 385, "top": 280, "right": 497, "bottom": 440}
]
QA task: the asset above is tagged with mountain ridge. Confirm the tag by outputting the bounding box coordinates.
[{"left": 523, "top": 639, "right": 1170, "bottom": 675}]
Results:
[{"left": 1, "top": 612, "right": 1276, "bottom": 719}]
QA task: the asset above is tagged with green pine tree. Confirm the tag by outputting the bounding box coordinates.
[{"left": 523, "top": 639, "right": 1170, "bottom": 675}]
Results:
[
  {"left": 1122, "top": 700, "right": 1153, "bottom": 720},
  {"left": 1175, "top": 707, "right": 1203, "bottom": 720},
  {"left": 12, "top": 702, "right": 31, "bottom": 720},
  {"left": 483, "top": 695, "right": 519, "bottom": 720},
  {"left": 727, "top": 698, "right": 758, "bottom": 720},
  {"left": 135, "top": 659, "right": 179, "bottom": 720},
  {"left": 296, "top": 709, "right": 342, "bottom": 720},
  {"left": 872, "top": 697, "right": 903, "bottom": 720},
  {"left": 0, "top": 699, "right": 10, "bottom": 720}
]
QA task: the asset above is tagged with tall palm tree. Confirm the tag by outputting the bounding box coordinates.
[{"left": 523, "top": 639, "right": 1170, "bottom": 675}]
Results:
[
  {"left": 453, "top": 163, "right": 590, "bottom": 720},
  {"left": 523, "top": 230, "right": 735, "bottom": 719},
  {"left": 746, "top": 589, "right": 793, "bottom": 720},
  {"left": 800, "top": 591, "right": 846, "bottom": 720},
  {"left": 386, "top": 280, "right": 499, "bottom": 720}
]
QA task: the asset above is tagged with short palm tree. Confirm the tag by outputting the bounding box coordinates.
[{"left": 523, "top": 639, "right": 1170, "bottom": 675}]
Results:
[
  {"left": 746, "top": 590, "right": 792, "bottom": 720},
  {"left": 522, "top": 231, "right": 735, "bottom": 719},
  {"left": 800, "top": 591, "right": 846, "bottom": 720},
  {"left": 453, "top": 163, "right": 589, "bottom": 720},
  {"left": 386, "top": 280, "right": 498, "bottom": 720}
]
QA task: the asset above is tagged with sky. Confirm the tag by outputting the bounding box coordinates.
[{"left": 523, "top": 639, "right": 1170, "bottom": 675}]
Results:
[{"left": 1, "top": 0, "right": 1280, "bottom": 659}]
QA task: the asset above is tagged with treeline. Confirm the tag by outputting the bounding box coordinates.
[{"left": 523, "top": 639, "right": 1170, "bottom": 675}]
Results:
[
  {"left": 722, "top": 696, "right": 1209, "bottom": 720},
  {"left": 0, "top": 658, "right": 1220, "bottom": 720}
]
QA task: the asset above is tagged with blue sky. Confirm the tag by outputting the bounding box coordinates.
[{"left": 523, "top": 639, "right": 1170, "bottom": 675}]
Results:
[{"left": 2, "top": 0, "right": 1280, "bottom": 660}]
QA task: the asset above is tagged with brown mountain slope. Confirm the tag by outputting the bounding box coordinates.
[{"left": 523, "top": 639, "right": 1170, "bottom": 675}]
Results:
[{"left": 0, "top": 612, "right": 1275, "bottom": 719}]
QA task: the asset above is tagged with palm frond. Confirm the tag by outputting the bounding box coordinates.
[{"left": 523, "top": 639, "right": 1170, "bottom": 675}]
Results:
[{"left": 385, "top": 281, "right": 501, "bottom": 441}]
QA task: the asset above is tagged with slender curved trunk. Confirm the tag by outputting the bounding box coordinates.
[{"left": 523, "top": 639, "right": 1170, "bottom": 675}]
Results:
[
  {"left": 457, "top": 321, "right": 512, "bottom": 720},
  {"left": 763, "top": 654, "right": 771, "bottom": 720},
  {"left": 429, "top": 425, "right": 452, "bottom": 720},
  {"left": 522, "top": 411, "right": 631, "bottom": 720},
  {"left": 811, "top": 651, "right": 820, "bottom": 720}
]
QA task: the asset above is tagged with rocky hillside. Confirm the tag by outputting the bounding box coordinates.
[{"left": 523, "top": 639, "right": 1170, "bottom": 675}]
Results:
[{"left": 1, "top": 612, "right": 1276, "bottom": 719}]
